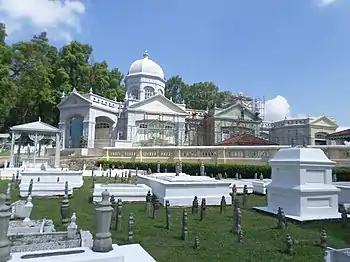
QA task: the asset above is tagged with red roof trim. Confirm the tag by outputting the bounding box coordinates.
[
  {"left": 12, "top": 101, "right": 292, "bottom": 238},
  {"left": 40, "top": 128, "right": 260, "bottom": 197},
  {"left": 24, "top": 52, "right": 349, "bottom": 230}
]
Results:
[
  {"left": 327, "top": 129, "right": 350, "bottom": 138},
  {"left": 216, "top": 134, "right": 277, "bottom": 146}
]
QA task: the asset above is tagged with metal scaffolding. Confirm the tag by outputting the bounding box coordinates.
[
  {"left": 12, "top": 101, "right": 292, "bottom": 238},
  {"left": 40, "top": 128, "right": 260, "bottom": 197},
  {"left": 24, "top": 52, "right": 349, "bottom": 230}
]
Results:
[{"left": 133, "top": 113, "right": 182, "bottom": 146}]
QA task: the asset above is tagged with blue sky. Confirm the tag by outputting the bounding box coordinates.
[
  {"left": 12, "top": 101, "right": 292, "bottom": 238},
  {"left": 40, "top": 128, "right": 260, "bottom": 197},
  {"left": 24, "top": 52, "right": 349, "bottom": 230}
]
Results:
[{"left": 1, "top": 0, "right": 349, "bottom": 126}]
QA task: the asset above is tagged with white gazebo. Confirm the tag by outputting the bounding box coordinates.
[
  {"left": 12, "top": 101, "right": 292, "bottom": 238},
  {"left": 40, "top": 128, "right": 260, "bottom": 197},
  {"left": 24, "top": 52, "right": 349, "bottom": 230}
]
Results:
[{"left": 9, "top": 118, "right": 61, "bottom": 168}]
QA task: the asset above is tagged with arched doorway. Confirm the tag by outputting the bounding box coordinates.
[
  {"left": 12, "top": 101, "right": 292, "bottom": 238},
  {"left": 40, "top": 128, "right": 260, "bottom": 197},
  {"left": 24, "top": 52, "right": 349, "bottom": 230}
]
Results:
[
  {"left": 95, "top": 116, "right": 114, "bottom": 148},
  {"left": 69, "top": 116, "right": 83, "bottom": 148}
]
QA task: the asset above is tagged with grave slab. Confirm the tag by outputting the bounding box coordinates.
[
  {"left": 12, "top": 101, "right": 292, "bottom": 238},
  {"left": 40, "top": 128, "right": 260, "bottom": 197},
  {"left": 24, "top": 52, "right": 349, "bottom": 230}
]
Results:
[
  {"left": 92, "top": 183, "right": 152, "bottom": 202},
  {"left": 137, "top": 173, "right": 231, "bottom": 206}
]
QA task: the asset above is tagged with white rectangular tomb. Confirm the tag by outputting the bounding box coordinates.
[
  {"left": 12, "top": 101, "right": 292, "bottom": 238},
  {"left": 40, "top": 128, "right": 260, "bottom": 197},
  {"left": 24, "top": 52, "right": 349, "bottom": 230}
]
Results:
[
  {"left": 19, "top": 170, "right": 83, "bottom": 197},
  {"left": 92, "top": 183, "right": 152, "bottom": 202},
  {"left": 250, "top": 179, "right": 272, "bottom": 195},
  {"left": 10, "top": 244, "right": 156, "bottom": 262},
  {"left": 137, "top": 173, "right": 232, "bottom": 206},
  {"left": 254, "top": 147, "right": 341, "bottom": 221}
]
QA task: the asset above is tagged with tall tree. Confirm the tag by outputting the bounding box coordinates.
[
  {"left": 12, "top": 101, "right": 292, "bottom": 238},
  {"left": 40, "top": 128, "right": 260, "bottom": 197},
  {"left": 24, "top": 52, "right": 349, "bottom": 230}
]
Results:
[
  {"left": 165, "top": 76, "right": 186, "bottom": 103},
  {"left": 5, "top": 32, "right": 58, "bottom": 129},
  {"left": 58, "top": 41, "right": 93, "bottom": 93},
  {"left": 183, "top": 82, "right": 220, "bottom": 110}
]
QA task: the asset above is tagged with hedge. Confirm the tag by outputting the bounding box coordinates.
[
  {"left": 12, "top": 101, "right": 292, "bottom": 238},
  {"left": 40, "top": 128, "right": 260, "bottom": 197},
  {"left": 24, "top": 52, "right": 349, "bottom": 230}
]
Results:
[{"left": 96, "top": 160, "right": 350, "bottom": 180}]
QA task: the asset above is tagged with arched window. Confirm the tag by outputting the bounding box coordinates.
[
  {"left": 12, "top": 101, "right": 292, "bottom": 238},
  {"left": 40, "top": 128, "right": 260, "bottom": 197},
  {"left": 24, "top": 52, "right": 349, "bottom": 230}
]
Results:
[
  {"left": 131, "top": 89, "right": 139, "bottom": 100},
  {"left": 96, "top": 123, "right": 110, "bottom": 129},
  {"left": 145, "top": 87, "right": 154, "bottom": 99}
]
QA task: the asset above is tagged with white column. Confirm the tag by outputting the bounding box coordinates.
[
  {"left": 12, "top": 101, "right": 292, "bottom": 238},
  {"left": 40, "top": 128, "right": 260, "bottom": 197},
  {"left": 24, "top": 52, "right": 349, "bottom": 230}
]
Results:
[
  {"left": 84, "top": 120, "right": 95, "bottom": 148},
  {"left": 54, "top": 133, "right": 61, "bottom": 168},
  {"left": 9, "top": 132, "right": 15, "bottom": 168},
  {"left": 58, "top": 121, "right": 66, "bottom": 149},
  {"left": 33, "top": 133, "right": 38, "bottom": 166}
]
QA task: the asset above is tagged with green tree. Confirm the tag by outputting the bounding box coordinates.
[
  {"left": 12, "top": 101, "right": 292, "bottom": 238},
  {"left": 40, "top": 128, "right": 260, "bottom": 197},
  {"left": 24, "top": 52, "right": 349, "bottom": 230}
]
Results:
[
  {"left": 0, "top": 23, "right": 15, "bottom": 131},
  {"left": 5, "top": 32, "right": 58, "bottom": 129},
  {"left": 183, "top": 82, "right": 220, "bottom": 110},
  {"left": 165, "top": 75, "right": 186, "bottom": 103}
]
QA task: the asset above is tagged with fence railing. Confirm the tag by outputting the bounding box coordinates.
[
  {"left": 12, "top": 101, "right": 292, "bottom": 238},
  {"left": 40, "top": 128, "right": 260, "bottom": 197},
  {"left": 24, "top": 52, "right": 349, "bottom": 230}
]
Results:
[{"left": 102, "top": 145, "right": 350, "bottom": 167}]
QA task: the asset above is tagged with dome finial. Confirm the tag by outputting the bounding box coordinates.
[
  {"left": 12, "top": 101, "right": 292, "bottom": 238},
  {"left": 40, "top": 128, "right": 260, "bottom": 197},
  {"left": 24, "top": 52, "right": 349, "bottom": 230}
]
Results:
[{"left": 143, "top": 50, "right": 149, "bottom": 59}]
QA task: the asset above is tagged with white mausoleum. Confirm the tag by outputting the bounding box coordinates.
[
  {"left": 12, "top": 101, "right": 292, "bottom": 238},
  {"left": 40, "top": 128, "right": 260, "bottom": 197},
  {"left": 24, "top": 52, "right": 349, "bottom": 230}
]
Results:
[{"left": 57, "top": 51, "right": 189, "bottom": 148}]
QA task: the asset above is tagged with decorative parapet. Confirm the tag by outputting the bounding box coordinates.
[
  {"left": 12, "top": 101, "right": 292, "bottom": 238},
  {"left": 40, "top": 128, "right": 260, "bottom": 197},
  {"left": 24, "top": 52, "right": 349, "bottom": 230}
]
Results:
[{"left": 102, "top": 145, "right": 350, "bottom": 166}]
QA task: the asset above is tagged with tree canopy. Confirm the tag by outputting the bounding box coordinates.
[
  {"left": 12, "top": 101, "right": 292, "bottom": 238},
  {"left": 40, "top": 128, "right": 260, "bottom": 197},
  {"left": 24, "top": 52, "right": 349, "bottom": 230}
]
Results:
[{"left": 0, "top": 23, "right": 238, "bottom": 132}]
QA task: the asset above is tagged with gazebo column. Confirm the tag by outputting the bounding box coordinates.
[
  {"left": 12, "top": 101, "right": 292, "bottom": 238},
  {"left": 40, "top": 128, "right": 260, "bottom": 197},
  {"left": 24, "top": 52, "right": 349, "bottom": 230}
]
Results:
[
  {"left": 33, "top": 133, "right": 38, "bottom": 166},
  {"left": 54, "top": 132, "right": 61, "bottom": 168},
  {"left": 9, "top": 132, "right": 15, "bottom": 168}
]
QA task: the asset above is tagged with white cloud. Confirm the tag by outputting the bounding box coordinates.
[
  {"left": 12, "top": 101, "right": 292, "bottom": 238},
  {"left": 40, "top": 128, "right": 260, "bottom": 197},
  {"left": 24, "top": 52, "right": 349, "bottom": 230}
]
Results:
[
  {"left": 264, "top": 95, "right": 291, "bottom": 121},
  {"left": 317, "top": 0, "right": 337, "bottom": 7},
  {"left": 0, "top": 0, "right": 85, "bottom": 41}
]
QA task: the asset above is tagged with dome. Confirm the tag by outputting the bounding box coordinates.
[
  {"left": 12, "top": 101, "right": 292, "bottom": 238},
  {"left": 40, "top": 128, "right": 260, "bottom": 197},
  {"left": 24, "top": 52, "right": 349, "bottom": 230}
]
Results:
[{"left": 128, "top": 51, "right": 164, "bottom": 79}]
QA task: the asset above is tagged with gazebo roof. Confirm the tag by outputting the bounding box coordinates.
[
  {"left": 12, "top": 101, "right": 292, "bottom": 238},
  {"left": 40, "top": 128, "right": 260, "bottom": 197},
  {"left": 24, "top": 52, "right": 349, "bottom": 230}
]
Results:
[{"left": 10, "top": 119, "right": 60, "bottom": 133}]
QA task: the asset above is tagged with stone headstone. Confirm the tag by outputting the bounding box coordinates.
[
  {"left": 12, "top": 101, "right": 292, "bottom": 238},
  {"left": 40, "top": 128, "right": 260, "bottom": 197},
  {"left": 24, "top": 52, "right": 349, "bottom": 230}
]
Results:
[
  {"left": 152, "top": 195, "right": 160, "bottom": 219},
  {"left": 332, "top": 173, "right": 337, "bottom": 182},
  {"left": 148, "top": 168, "right": 152, "bottom": 175},
  {"left": 194, "top": 236, "right": 200, "bottom": 250},
  {"left": 199, "top": 162, "right": 205, "bottom": 176},
  {"left": 320, "top": 229, "right": 327, "bottom": 248},
  {"left": 179, "top": 161, "right": 183, "bottom": 173},
  {"left": 238, "top": 174, "right": 242, "bottom": 180},
  {"left": 157, "top": 161, "right": 160, "bottom": 173},
  {"left": 200, "top": 198, "right": 206, "bottom": 221},
  {"left": 254, "top": 173, "right": 258, "bottom": 179},
  {"left": 259, "top": 173, "right": 264, "bottom": 180},
  {"left": 238, "top": 228, "right": 244, "bottom": 243},
  {"left": 192, "top": 196, "right": 199, "bottom": 214},
  {"left": 60, "top": 182, "right": 70, "bottom": 226},
  {"left": 235, "top": 173, "right": 238, "bottom": 180},
  {"left": 286, "top": 234, "right": 293, "bottom": 255},
  {"left": 230, "top": 185, "right": 237, "bottom": 205},
  {"left": 224, "top": 172, "right": 228, "bottom": 179},
  {"left": 277, "top": 207, "right": 287, "bottom": 229},
  {"left": 242, "top": 185, "right": 248, "bottom": 206},
  {"left": 165, "top": 200, "right": 171, "bottom": 230},
  {"left": 175, "top": 162, "right": 180, "bottom": 176},
  {"left": 181, "top": 209, "right": 188, "bottom": 241},
  {"left": 164, "top": 168, "right": 167, "bottom": 173},
  {"left": 67, "top": 212, "right": 78, "bottom": 239},
  {"left": 92, "top": 189, "right": 113, "bottom": 252},
  {"left": 146, "top": 190, "right": 152, "bottom": 215},
  {"left": 115, "top": 199, "right": 122, "bottom": 231},
  {"left": 127, "top": 213, "right": 134, "bottom": 242},
  {"left": 40, "top": 163, "right": 46, "bottom": 171},
  {"left": 220, "top": 196, "right": 226, "bottom": 214},
  {"left": 0, "top": 193, "right": 11, "bottom": 261}
]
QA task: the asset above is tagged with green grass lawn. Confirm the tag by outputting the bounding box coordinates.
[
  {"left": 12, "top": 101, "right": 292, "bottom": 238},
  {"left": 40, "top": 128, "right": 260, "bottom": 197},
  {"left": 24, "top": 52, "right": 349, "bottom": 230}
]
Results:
[
  {"left": 1, "top": 177, "right": 350, "bottom": 262},
  {"left": 0, "top": 150, "right": 10, "bottom": 157}
]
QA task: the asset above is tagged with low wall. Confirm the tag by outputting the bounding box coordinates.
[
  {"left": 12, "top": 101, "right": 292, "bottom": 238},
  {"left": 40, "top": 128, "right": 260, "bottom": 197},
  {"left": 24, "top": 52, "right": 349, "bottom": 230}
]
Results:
[{"left": 102, "top": 145, "right": 350, "bottom": 167}]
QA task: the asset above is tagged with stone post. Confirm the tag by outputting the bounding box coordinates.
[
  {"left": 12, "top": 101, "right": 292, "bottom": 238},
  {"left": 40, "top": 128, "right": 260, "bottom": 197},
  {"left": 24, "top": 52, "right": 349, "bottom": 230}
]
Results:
[
  {"left": 92, "top": 189, "right": 113, "bottom": 253},
  {"left": 199, "top": 162, "right": 205, "bottom": 176},
  {"left": 54, "top": 132, "right": 61, "bottom": 168},
  {"left": 156, "top": 161, "right": 160, "bottom": 173},
  {"left": 60, "top": 181, "right": 70, "bottom": 226},
  {"left": 127, "top": 213, "right": 134, "bottom": 242},
  {"left": 0, "top": 193, "right": 11, "bottom": 261},
  {"left": 67, "top": 212, "right": 78, "bottom": 239},
  {"left": 115, "top": 199, "right": 122, "bottom": 231}
]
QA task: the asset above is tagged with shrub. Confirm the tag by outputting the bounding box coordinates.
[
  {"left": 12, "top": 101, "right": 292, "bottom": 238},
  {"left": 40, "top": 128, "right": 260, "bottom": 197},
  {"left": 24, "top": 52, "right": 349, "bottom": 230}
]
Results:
[{"left": 96, "top": 159, "right": 350, "bottom": 180}]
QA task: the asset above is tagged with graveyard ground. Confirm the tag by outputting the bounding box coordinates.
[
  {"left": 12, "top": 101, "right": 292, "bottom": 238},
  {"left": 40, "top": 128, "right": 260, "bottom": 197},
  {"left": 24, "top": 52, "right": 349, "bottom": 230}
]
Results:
[{"left": 1, "top": 178, "right": 350, "bottom": 262}]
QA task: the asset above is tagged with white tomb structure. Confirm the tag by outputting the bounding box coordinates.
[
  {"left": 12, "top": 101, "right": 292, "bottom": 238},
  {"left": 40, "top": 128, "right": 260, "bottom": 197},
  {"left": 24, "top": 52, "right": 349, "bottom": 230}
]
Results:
[
  {"left": 254, "top": 147, "right": 341, "bottom": 221},
  {"left": 19, "top": 170, "right": 83, "bottom": 197},
  {"left": 250, "top": 179, "right": 272, "bottom": 195},
  {"left": 137, "top": 173, "right": 232, "bottom": 206},
  {"left": 92, "top": 183, "right": 152, "bottom": 202}
]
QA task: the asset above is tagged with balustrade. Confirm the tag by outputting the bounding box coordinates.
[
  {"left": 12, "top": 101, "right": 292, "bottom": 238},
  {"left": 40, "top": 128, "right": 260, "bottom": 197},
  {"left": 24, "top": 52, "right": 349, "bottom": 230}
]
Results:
[{"left": 102, "top": 145, "right": 350, "bottom": 166}]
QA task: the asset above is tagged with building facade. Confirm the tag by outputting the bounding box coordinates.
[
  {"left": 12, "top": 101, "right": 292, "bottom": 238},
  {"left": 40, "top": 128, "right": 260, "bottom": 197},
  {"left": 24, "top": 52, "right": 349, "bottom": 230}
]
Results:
[
  {"left": 57, "top": 51, "right": 262, "bottom": 148},
  {"left": 267, "top": 115, "right": 338, "bottom": 146}
]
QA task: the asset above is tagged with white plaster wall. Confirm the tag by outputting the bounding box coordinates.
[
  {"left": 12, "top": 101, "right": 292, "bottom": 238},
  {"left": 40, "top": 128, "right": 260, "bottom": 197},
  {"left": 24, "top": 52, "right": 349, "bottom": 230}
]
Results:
[{"left": 125, "top": 75, "right": 165, "bottom": 101}]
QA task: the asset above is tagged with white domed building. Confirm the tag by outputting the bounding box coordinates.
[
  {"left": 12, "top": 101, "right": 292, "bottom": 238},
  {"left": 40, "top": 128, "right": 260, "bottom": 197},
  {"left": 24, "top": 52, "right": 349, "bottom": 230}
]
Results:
[
  {"left": 57, "top": 51, "right": 190, "bottom": 148},
  {"left": 57, "top": 51, "right": 263, "bottom": 149}
]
